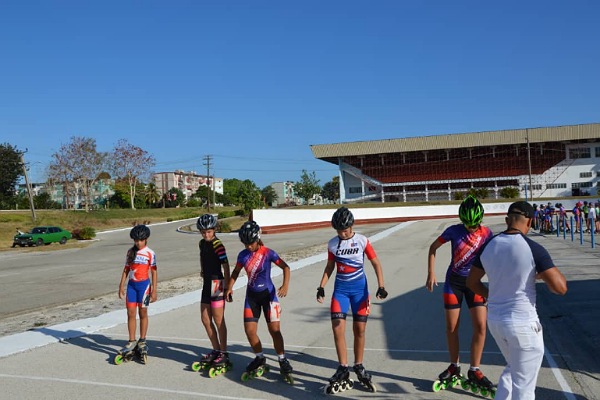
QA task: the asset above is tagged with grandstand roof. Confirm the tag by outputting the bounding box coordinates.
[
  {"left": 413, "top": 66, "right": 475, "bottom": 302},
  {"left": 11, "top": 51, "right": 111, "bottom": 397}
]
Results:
[{"left": 310, "top": 123, "right": 600, "bottom": 161}]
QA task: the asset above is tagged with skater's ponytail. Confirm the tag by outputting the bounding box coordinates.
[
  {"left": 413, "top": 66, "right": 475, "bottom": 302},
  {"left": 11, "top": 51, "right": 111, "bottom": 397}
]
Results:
[{"left": 126, "top": 245, "right": 138, "bottom": 265}]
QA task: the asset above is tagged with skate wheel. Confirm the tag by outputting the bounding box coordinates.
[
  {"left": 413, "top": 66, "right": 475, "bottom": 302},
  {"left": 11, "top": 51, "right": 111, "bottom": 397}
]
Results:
[
  {"left": 209, "top": 368, "right": 218, "bottom": 378},
  {"left": 451, "top": 376, "right": 460, "bottom": 388},
  {"left": 241, "top": 372, "right": 250, "bottom": 382},
  {"left": 340, "top": 381, "right": 347, "bottom": 391},
  {"left": 490, "top": 388, "right": 496, "bottom": 399},
  {"left": 141, "top": 354, "right": 147, "bottom": 364},
  {"left": 471, "top": 385, "right": 480, "bottom": 394},
  {"left": 324, "top": 385, "right": 332, "bottom": 394},
  {"left": 255, "top": 367, "right": 265, "bottom": 377},
  {"left": 432, "top": 380, "right": 443, "bottom": 392},
  {"left": 284, "top": 374, "right": 294, "bottom": 385},
  {"left": 191, "top": 362, "right": 201, "bottom": 372},
  {"left": 481, "top": 388, "right": 489, "bottom": 397},
  {"left": 369, "top": 382, "right": 377, "bottom": 393},
  {"left": 461, "top": 379, "right": 471, "bottom": 390},
  {"left": 332, "top": 382, "right": 340, "bottom": 394},
  {"left": 114, "top": 354, "right": 124, "bottom": 365},
  {"left": 347, "top": 379, "right": 354, "bottom": 390}
]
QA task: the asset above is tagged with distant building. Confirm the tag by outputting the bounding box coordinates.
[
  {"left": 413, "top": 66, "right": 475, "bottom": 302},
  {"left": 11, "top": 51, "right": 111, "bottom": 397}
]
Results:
[
  {"left": 18, "top": 179, "right": 115, "bottom": 209},
  {"left": 311, "top": 123, "right": 600, "bottom": 203},
  {"left": 270, "top": 181, "right": 297, "bottom": 206},
  {"left": 153, "top": 170, "right": 224, "bottom": 201}
]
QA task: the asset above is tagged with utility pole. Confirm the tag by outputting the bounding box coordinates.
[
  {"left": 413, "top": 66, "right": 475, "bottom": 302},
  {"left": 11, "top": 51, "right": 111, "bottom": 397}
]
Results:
[
  {"left": 526, "top": 129, "right": 533, "bottom": 202},
  {"left": 203, "top": 155, "right": 212, "bottom": 212},
  {"left": 20, "top": 150, "right": 37, "bottom": 222}
]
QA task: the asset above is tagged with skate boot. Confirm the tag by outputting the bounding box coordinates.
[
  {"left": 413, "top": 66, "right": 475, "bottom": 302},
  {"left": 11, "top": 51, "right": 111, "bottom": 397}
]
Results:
[
  {"left": 241, "top": 355, "right": 268, "bottom": 382},
  {"left": 324, "top": 364, "right": 353, "bottom": 394},
  {"left": 463, "top": 369, "right": 496, "bottom": 398},
  {"left": 432, "top": 363, "right": 462, "bottom": 392},
  {"left": 136, "top": 338, "right": 148, "bottom": 364},
  {"left": 192, "top": 349, "right": 220, "bottom": 372},
  {"left": 114, "top": 340, "right": 137, "bottom": 365},
  {"left": 278, "top": 357, "right": 294, "bottom": 385},
  {"left": 207, "top": 351, "right": 233, "bottom": 378},
  {"left": 353, "top": 363, "right": 377, "bottom": 392}
]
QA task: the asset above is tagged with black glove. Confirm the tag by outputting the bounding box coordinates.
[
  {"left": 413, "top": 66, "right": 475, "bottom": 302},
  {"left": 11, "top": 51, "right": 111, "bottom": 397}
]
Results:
[
  {"left": 376, "top": 287, "right": 388, "bottom": 299},
  {"left": 317, "top": 287, "right": 325, "bottom": 300}
]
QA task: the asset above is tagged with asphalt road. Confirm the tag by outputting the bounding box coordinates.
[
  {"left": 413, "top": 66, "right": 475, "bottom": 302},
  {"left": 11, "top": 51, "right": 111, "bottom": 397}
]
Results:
[{"left": 0, "top": 219, "right": 397, "bottom": 319}]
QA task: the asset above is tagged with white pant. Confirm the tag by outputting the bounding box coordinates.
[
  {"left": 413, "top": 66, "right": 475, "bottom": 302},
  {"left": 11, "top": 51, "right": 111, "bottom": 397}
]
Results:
[{"left": 488, "top": 320, "right": 545, "bottom": 400}]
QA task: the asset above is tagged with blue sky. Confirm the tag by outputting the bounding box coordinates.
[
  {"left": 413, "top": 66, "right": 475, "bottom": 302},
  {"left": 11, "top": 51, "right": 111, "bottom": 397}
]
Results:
[{"left": 1, "top": 1, "right": 599, "bottom": 189}]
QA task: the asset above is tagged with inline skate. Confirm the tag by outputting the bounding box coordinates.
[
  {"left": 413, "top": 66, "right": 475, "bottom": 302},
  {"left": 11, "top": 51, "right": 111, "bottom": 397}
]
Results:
[
  {"left": 461, "top": 369, "right": 496, "bottom": 398},
  {"left": 279, "top": 357, "right": 294, "bottom": 385},
  {"left": 136, "top": 339, "right": 148, "bottom": 364},
  {"left": 324, "top": 365, "right": 354, "bottom": 394},
  {"left": 207, "top": 351, "right": 233, "bottom": 378},
  {"left": 114, "top": 340, "right": 138, "bottom": 365},
  {"left": 191, "top": 349, "right": 220, "bottom": 372},
  {"left": 432, "top": 363, "right": 462, "bottom": 392},
  {"left": 353, "top": 363, "right": 377, "bottom": 392},
  {"left": 241, "top": 355, "right": 269, "bottom": 382}
]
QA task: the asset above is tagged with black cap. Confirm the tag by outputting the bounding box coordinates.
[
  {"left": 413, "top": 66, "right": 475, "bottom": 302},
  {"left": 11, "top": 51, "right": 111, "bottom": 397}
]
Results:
[{"left": 507, "top": 201, "right": 535, "bottom": 218}]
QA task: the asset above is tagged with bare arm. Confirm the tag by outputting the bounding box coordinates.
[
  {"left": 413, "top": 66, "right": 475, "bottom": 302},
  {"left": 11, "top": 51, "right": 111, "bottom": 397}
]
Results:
[
  {"left": 276, "top": 259, "right": 291, "bottom": 297},
  {"left": 118, "top": 269, "right": 128, "bottom": 299},
  {"left": 150, "top": 268, "right": 158, "bottom": 302},
  {"left": 225, "top": 264, "right": 242, "bottom": 302},
  {"left": 538, "top": 267, "right": 567, "bottom": 295},
  {"left": 426, "top": 240, "right": 443, "bottom": 292},
  {"left": 317, "top": 259, "right": 336, "bottom": 303},
  {"left": 370, "top": 256, "right": 385, "bottom": 287},
  {"left": 466, "top": 266, "right": 488, "bottom": 298}
]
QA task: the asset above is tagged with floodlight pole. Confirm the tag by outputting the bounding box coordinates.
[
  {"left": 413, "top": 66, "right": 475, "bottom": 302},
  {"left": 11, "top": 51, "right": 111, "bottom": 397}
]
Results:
[{"left": 526, "top": 129, "right": 533, "bottom": 202}]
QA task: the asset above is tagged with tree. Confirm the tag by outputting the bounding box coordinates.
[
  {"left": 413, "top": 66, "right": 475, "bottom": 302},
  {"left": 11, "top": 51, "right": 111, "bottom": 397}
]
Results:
[
  {"left": 110, "top": 139, "right": 156, "bottom": 210},
  {"left": 261, "top": 185, "right": 278, "bottom": 207},
  {"left": 321, "top": 176, "right": 340, "bottom": 202},
  {"left": 0, "top": 143, "right": 23, "bottom": 209},
  {"left": 143, "top": 182, "right": 161, "bottom": 207},
  {"left": 223, "top": 178, "right": 261, "bottom": 214},
  {"left": 294, "top": 170, "right": 321, "bottom": 205},
  {"left": 48, "top": 136, "right": 106, "bottom": 211}
]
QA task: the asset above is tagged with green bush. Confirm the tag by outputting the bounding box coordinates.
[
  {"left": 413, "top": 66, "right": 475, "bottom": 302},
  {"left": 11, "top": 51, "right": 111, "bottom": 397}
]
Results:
[
  {"left": 72, "top": 226, "right": 96, "bottom": 240},
  {"left": 219, "top": 221, "right": 232, "bottom": 233},
  {"left": 500, "top": 187, "right": 520, "bottom": 199},
  {"left": 218, "top": 210, "right": 235, "bottom": 219}
]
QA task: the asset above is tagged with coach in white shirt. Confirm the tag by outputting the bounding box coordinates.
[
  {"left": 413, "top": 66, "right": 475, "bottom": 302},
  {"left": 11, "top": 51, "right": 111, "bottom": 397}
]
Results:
[{"left": 467, "top": 201, "right": 567, "bottom": 400}]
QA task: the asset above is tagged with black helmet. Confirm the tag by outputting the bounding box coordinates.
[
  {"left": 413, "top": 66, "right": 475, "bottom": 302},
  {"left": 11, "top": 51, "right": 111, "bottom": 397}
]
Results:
[
  {"left": 458, "top": 195, "right": 484, "bottom": 227},
  {"left": 130, "top": 224, "right": 150, "bottom": 240},
  {"left": 197, "top": 214, "right": 217, "bottom": 230},
  {"left": 239, "top": 221, "right": 260, "bottom": 245},
  {"left": 331, "top": 206, "right": 354, "bottom": 230}
]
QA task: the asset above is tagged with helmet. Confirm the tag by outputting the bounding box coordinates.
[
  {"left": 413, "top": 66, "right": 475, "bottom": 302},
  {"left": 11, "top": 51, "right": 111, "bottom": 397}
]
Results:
[
  {"left": 331, "top": 206, "right": 354, "bottom": 230},
  {"left": 238, "top": 221, "right": 261, "bottom": 245},
  {"left": 197, "top": 214, "right": 217, "bottom": 230},
  {"left": 458, "top": 196, "right": 484, "bottom": 227},
  {"left": 130, "top": 224, "right": 150, "bottom": 240}
]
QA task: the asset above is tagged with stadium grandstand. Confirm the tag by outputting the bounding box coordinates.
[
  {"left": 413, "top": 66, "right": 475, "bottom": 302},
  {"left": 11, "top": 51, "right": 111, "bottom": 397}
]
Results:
[{"left": 310, "top": 123, "right": 600, "bottom": 203}]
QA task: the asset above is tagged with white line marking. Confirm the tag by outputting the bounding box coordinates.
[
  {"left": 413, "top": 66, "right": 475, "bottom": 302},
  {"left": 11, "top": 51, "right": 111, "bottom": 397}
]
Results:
[
  {"left": 544, "top": 346, "right": 576, "bottom": 400},
  {"left": 0, "top": 373, "right": 265, "bottom": 399}
]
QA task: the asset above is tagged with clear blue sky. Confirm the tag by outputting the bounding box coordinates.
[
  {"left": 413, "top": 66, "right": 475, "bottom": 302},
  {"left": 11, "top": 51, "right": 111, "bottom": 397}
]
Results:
[{"left": 1, "top": 1, "right": 599, "bottom": 189}]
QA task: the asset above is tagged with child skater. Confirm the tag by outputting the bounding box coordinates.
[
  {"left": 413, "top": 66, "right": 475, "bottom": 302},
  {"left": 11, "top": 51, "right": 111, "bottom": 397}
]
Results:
[
  {"left": 224, "top": 220, "right": 294, "bottom": 382},
  {"left": 317, "top": 206, "right": 388, "bottom": 393},
  {"left": 426, "top": 195, "right": 494, "bottom": 390},
  {"left": 196, "top": 214, "right": 231, "bottom": 369},
  {"left": 117, "top": 224, "right": 157, "bottom": 363}
]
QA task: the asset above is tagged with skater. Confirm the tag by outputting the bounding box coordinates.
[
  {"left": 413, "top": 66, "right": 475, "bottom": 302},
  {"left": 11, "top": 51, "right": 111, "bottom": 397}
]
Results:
[
  {"left": 426, "top": 196, "right": 494, "bottom": 390},
  {"left": 117, "top": 224, "right": 157, "bottom": 363},
  {"left": 316, "top": 206, "right": 388, "bottom": 394},
  {"left": 196, "top": 214, "right": 231, "bottom": 371},
  {"left": 468, "top": 201, "right": 567, "bottom": 399},
  {"left": 225, "top": 221, "right": 294, "bottom": 383}
]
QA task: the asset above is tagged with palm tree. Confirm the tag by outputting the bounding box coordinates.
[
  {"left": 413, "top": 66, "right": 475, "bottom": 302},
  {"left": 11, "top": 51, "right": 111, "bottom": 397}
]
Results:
[{"left": 143, "top": 183, "right": 161, "bottom": 207}]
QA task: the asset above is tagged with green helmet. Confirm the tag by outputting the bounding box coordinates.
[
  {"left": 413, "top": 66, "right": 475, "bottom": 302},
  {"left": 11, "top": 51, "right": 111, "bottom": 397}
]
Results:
[{"left": 459, "top": 195, "right": 484, "bottom": 227}]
